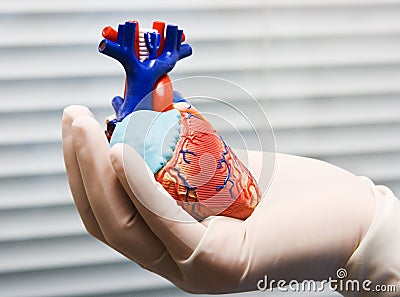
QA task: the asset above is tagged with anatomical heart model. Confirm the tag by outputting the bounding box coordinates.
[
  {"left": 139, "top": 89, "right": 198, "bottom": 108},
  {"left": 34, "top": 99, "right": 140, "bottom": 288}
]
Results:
[{"left": 99, "top": 20, "right": 262, "bottom": 220}]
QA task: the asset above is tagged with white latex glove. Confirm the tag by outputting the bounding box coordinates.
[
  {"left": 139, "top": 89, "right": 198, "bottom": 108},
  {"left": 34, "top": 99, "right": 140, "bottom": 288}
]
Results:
[{"left": 62, "top": 105, "right": 375, "bottom": 294}]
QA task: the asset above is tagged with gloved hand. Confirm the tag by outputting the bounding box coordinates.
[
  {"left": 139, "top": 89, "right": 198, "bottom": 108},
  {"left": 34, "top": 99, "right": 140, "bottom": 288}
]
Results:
[{"left": 62, "top": 105, "right": 376, "bottom": 294}]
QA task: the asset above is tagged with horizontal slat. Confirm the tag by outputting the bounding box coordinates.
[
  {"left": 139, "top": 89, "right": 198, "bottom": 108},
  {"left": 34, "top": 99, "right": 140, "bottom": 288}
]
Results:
[
  {"left": 267, "top": 5, "right": 400, "bottom": 38},
  {"left": 1, "top": 76, "right": 399, "bottom": 114},
  {"left": 266, "top": 64, "right": 400, "bottom": 99},
  {"left": 0, "top": 235, "right": 125, "bottom": 274},
  {"left": 0, "top": 71, "right": 265, "bottom": 113},
  {"left": 0, "top": 174, "right": 70, "bottom": 210},
  {"left": 2, "top": 0, "right": 400, "bottom": 15},
  {"left": 3, "top": 62, "right": 400, "bottom": 103},
  {"left": 0, "top": 0, "right": 267, "bottom": 14},
  {"left": 267, "top": 35, "right": 400, "bottom": 69},
  {"left": 90, "top": 287, "right": 266, "bottom": 297},
  {"left": 196, "top": 94, "right": 400, "bottom": 130},
  {"left": 0, "top": 67, "right": 265, "bottom": 87},
  {"left": 3, "top": 59, "right": 400, "bottom": 109},
  {"left": 0, "top": 108, "right": 107, "bottom": 145},
  {"left": 0, "top": 76, "right": 122, "bottom": 113},
  {"left": 0, "top": 262, "right": 170, "bottom": 297},
  {"left": 0, "top": 205, "right": 83, "bottom": 242},
  {"left": 94, "top": 287, "right": 195, "bottom": 297},
  {"left": 4, "top": 38, "right": 400, "bottom": 80},
  {"left": 0, "top": 1, "right": 400, "bottom": 47},
  {"left": 322, "top": 152, "right": 400, "bottom": 181},
  {"left": 92, "top": 286, "right": 334, "bottom": 297},
  {"left": 0, "top": 143, "right": 63, "bottom": 177},
  {"left": 265, "top": 95, "right": 400, "bottom": 129},
  {"left": 3, "top": 63, "right": 400, "bottom": 111},
  {"left": 0, "top": 41, "right": 266, "bottom": 80},
  {"left": 223, "top": 123, "right": 400, "bottom": 155},
  {"left": 2, "top": 17, "right": 400, "bottom": 49},
  {"left": 0, "top": 111, "right": 63, "bottom": 145},
  {"left": 0, "top": 9, "right": 267, "bottom": 48},
  {"left": 275, "top": 124, "right": 400, "bottom": 156}
]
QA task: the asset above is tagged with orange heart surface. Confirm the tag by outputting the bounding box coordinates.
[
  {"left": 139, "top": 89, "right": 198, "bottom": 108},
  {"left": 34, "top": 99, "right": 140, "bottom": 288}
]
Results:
[{"left": 154, "top": 103, "right": 262, "bottom": 220}]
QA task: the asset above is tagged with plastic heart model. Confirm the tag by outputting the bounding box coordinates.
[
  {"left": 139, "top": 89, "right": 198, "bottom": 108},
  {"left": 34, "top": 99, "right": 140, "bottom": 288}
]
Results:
[{"left": 99, "top": 20, "right": 262, "bottom": 220}]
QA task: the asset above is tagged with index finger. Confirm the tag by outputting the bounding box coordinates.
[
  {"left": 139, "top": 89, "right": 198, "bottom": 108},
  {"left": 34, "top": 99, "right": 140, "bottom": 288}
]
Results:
[
  {"left": 110, "top": 143, "right": 206, "bottom": 261},
  {"left": 62, "top": 105, "right": 106, "bottom": 242}
]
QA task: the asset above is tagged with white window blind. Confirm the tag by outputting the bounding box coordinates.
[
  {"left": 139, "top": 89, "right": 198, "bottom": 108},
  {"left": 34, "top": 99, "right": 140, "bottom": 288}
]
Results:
[{"left": 1, "top": 1, "right": 399, "bottom": 296}]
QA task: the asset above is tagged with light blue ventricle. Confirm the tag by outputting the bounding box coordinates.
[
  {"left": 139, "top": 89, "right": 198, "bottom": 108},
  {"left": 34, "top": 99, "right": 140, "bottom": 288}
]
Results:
[{"left": 110, "top": 109, "right": 181, "bottom": 173}]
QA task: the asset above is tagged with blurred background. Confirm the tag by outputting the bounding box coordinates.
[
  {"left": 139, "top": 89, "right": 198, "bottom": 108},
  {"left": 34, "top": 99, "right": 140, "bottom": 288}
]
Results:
[{"left": 1, "top": 0, "right": 400, "bottom": 296}]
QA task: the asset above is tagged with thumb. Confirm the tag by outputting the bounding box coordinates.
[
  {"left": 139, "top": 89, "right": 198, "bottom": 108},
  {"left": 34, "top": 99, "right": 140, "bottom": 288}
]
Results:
[{"left": 110, "top": 143, "right": 206, "bottom": 261}]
